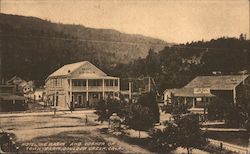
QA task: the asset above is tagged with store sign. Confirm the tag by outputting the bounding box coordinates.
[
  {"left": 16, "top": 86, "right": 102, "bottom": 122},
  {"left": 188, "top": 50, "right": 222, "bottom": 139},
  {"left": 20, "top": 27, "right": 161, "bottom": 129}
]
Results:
[{"left": 194, "top": 88, "right": 210, "bottom": 94}]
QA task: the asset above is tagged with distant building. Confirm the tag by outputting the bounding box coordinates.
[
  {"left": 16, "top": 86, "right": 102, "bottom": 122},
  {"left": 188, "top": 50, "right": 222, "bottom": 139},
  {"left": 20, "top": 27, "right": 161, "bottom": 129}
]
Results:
[
  {"left": 163, "top": 75, "right": 250, "bottom": 114},
  {"left": 6, "top": 76, "right": 34, "bottom": 95},
  {"left": 45, "top": 61, "right": 120, "bottom": 109},
  {"left": 0, "top": 85, "right": 27, "bottom": 112},
  {"left": 27, "top": 88, "right": 45, "bottom": 102}
]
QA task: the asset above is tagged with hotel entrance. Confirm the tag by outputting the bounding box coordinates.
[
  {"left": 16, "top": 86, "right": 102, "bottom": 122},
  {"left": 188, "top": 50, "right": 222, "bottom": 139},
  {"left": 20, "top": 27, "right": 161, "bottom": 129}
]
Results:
[{"left": 72, "top": 93, "right": 87, "bottom": 108}]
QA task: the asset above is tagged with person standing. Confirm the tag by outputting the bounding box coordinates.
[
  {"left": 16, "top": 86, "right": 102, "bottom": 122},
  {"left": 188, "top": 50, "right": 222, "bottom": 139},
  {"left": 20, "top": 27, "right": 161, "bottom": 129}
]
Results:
[{"left": 68, "top": 101, "right": 73, "bottom": 113}]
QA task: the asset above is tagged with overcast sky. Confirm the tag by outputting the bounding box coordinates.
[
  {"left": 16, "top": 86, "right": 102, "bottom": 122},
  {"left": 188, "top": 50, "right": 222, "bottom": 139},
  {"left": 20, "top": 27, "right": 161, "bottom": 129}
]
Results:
[{"left": 1, "top": 0, "right": 249, "bottom": 43}]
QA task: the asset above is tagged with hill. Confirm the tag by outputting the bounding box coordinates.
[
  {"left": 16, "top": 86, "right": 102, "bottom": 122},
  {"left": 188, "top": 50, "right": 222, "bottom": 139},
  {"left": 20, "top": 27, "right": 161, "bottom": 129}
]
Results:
[
  {"left": 115, "top": 36, "right": 250, "bottom": 92},
  {"left": 0, "top": 13, "right": 170, "bottom": 85}
]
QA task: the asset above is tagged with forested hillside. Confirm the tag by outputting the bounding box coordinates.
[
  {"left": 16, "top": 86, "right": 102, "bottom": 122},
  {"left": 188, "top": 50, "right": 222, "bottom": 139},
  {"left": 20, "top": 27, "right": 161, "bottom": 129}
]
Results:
[
  {"left": 0, "top": 13, "right": 168, "bottom": 85},
  {"left": 111, "top": 35, "right": 250, "bottom": 92},
  {"left": 1, "top": 13, "right": 249, "bottom": 89}
]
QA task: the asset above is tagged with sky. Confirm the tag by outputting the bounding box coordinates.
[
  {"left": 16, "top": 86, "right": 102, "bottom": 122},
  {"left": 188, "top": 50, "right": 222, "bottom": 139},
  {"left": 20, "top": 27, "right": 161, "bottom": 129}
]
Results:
[{"left": 1, "top": 0, "right": 249, "bottom": 43}]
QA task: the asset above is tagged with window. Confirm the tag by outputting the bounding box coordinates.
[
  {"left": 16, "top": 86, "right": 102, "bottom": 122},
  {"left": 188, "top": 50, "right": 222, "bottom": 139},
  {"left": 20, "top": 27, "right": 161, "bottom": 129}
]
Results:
[
  {"left": 105, "top": 80, "right": 116, "bottom": 86},
  {"left": 55, "top": 79, "right": 57, "bottom": 87},
  {"left": 115, "top": 80, "right": 118, "bottom": 86},
  {"left": 89, "top": 80, "right": 102, "bottom": 86},
  {"left": 73, "top": 80, "right": 86, "bottom": 86},
  {"left": 50, "top": 79, "right": 63, "bottom": 87}
]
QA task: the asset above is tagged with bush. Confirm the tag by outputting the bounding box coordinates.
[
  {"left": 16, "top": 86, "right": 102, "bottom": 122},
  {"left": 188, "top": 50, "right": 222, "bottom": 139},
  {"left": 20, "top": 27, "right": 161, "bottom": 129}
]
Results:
[
  {"left": 95, "top": 97, "right": 127, "bottom": 123},
  {"left": 150, "top": 114, "right": 207, "bottom": 154},
  {"left": 161, "top": 98, "right": 189, "bottom": 120},
  {"left": 207, "top": 97, "right": 230, "bottom": 120}
]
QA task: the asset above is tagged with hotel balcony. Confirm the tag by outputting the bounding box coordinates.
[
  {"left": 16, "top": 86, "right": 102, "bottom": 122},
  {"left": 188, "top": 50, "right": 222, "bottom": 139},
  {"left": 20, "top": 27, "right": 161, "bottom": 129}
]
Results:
[{"left": 72, "top": 86, "right": 119, "bottom": 92}]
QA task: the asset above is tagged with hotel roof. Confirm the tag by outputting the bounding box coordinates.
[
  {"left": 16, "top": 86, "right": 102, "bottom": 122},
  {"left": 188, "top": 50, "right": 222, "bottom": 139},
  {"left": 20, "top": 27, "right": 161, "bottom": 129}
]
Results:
[{"left": 48, "top": 61, "right": 107, "bottom": 78}]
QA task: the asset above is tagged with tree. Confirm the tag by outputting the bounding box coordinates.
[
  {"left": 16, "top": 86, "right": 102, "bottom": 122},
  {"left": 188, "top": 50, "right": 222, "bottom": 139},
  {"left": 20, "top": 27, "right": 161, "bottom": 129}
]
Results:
[
  {"left": 149, "top": 121, "right": 179, "bottom": 153},
  {"left": 95, "top": 99, "right": 109, "bottom": 123},
  {"left": 145, "top": 49, "right": 160, "bottom": 76},
  {"left": 137, "top": 92, "right": 160, "bottom": 123},
  {"left": 124, "top": 103, "right": 155, "bottom": 138},
  {"left": 176, "top": 114, "right": 207, "bottom": 154}
]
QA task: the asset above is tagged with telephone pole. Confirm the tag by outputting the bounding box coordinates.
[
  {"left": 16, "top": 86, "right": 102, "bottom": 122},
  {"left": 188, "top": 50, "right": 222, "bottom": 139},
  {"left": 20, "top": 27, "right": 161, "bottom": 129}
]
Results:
[{"left": 0, "top": 0, "right": 2, "bottom": 83}]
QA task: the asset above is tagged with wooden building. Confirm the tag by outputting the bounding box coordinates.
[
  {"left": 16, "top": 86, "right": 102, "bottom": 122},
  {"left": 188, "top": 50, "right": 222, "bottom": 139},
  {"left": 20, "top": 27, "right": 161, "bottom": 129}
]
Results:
[
  {"left": 164, "top": 75, "right": 250, "bottom": 114},
  {"left": 45, "top": 61, "right": 120, "bottom": 109},
  {"left": 0, "top": 85, "right": 27, "bottom": 112}
]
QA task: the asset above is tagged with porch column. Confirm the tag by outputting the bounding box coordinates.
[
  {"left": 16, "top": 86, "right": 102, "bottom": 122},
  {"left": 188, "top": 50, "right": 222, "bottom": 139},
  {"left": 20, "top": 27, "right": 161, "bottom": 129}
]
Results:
[
  {"left": 148, "top": 77, "right": 151, "bottom": 92},
  {"left": 129, "top": 82, "right": 132, "bottom": 100},
  {"left": 66, "top": 79, "right": 69, "bottom": 105},
  {"left": 184, "top": 97, "right": 187, "bottom": 105},
  {"left": 117, "top": 78, "right": 120, "bottom": 98},
  {"left": 112, "top": 79, "right": 115, "bottom": 97},
  {"left": 86, "top": 79, "right": 89, "bottom": 102},
  {"left": 192, "top": 97, "right": 195, "bottom": 108},
  {"left": 54, "top": 80, "right": 57, "bottom": 107},
  {"left": 69, "top": 79, "right": 72, "bottom": 103},
  {"left": 118, "top": 78, "right": 120, "bottom": 91},
  {"left": 233, "top": 87, "right": 236, "bottom": 105},
  {"left": 102, "top": 79, "right": 105, "bottom": 99}
]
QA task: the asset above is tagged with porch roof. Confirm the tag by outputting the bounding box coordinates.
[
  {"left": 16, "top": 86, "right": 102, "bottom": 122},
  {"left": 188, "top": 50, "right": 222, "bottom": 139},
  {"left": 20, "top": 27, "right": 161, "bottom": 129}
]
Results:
[{"left": 0, "top": 94, "right": 26, "bottom": 101}]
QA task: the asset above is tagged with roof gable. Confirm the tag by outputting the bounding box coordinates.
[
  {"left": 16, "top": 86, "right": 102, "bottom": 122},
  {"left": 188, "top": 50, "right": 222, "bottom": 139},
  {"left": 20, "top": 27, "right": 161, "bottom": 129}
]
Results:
[
  {"left": 71, "top": 61, "right": 107, "bottom": 78},
  {"left": 185, "top": 75, "right": 249, "bottom": 90},
  {"left": 48, "top": 61, "right": 106, "bottom": 78},
  {"left": 7, "top": 76, "right": 26, "bottom": 85}
]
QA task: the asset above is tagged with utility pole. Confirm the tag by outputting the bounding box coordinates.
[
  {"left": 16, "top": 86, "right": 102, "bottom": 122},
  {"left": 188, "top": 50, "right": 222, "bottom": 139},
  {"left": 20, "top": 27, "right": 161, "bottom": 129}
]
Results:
[
  {"left": 129, "top": 82, "right": 132, "bottom": 103},
  {"left": 0, "top": 0, "right": 2, "bottom": 83},
  {"left": 148, "top": 77, "right": 151, "bottom": 93}
]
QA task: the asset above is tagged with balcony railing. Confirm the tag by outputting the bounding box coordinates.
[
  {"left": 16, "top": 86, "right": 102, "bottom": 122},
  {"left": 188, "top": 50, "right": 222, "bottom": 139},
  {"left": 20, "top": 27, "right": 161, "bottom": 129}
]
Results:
[
  {"left": 71, "top": 86, "right": 119, "bottom": 92},
  {"left": 104, "top": 86, "right": 119, "bottom": 91},
  {"left": 72, "top": 86, "right": 87, "bottom": 92}
]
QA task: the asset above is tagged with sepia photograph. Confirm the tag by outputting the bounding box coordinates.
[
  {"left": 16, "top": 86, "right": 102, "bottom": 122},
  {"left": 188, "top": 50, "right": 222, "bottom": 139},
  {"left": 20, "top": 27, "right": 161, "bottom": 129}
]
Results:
[{"left": 0, "top": 0, "right": 250, "bottom": 153}]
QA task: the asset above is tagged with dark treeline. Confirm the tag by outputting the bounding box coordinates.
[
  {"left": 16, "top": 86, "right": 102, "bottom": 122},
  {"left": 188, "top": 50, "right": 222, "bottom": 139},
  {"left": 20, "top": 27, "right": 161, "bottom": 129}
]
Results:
[{"left": 110, "top": 35, "right": 250, "bottom": 93}]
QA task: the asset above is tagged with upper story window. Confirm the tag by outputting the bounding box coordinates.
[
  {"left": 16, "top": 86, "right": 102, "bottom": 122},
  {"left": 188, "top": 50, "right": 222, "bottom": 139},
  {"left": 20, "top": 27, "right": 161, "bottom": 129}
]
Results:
[
  {"left": 49, "top": 78, "right": 62, "bottom": 88},
  {"left": 105, "top": 79, "right": 118, "bottom": 86},
  {"left": 105, "top": 80, "right": 113, "bottom": 86},
  {"left": 73, "top": 80, "right": 86, "bottom": 86},
  {"left": 89, "top": 79, "right": 102, "bottom": 86}
]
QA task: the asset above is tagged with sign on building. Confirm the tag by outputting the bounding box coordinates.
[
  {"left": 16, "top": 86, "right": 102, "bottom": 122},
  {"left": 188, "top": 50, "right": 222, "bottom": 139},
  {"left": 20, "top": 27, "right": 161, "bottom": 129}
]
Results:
[{"left": 194, "top": 88, "right": 210, "bottom": 94}]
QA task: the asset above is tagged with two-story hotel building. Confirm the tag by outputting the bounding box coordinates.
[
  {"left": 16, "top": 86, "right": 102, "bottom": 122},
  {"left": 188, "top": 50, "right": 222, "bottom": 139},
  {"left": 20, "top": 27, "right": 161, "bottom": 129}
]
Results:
[{"left": 45, "top": 61, "right": 120, "bottom": 109}]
